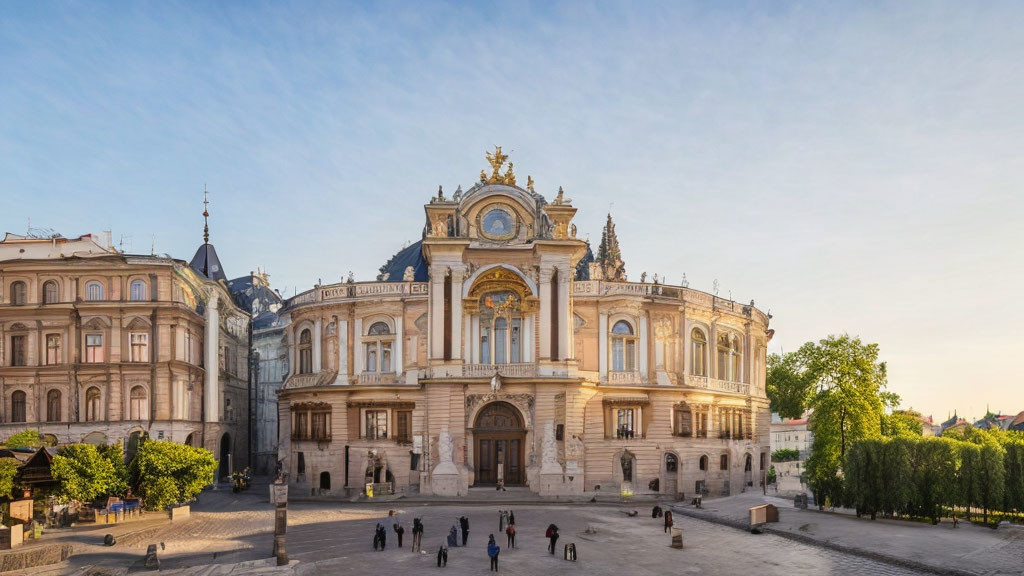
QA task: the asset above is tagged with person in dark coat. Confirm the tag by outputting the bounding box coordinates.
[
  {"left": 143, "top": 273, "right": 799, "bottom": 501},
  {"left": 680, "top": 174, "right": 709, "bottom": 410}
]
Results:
[
  {"left": 412, "top": 518, "right": 424, "bottom": 552},
  {"left": 459, "top": 516, "right": 470, "bottom": 546},
  {"left": 546, "top": 524, "right": 559, "bottom": 554},
  {"left": 505, "top": 522, "right": 516, "bottom": 549},
  {"left": 448, "top": 524, "right": 459, "bottom": 548},
  {"left": 378, "top": 523, "right": 388, "bottom": 550},
  {"left": 373, "top": 523, "right": 382, "bottom": 551},
  {"left": 664, "top": 510, "right": 674, "bottom": 533},
  {"left": 508, "top": 510, "right": 515, "bottom": 526},
  {"left": 488, "top": 534, "right": 500, "bottom": 571},
  {"left": 437, "top": 541, "right": 448, "bottom": 567},
  {"left": 394, "top": 520, "right": 405, "bottom": 547}
]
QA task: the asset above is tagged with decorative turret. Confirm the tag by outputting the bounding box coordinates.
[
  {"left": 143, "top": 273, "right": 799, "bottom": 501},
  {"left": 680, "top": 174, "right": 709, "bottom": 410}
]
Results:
[
  {"left": 189, "top": 187, "right": 228, "bottom": 283},
  {"left": 595, "top": 213, "right": 626, "bottom": 281}
]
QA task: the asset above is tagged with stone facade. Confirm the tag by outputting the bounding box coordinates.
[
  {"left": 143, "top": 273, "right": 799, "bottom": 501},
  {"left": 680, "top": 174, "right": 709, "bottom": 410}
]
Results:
[
  {"left": 0, "top": 232, "right": 250, "bottom": 477},
  {"left": 278, "top": 151, "right": 773, "bottom": 498}
]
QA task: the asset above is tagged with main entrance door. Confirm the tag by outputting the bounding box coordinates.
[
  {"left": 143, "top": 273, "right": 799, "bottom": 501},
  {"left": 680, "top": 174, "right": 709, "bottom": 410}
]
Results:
[{"left": 473, "top": 402, "right": 525, "bottom": 486}]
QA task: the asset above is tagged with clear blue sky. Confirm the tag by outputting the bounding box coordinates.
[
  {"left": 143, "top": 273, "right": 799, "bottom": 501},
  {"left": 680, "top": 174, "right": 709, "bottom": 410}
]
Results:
[{"left": 2, "top": 1, "right": 1022, "bottom": 421}]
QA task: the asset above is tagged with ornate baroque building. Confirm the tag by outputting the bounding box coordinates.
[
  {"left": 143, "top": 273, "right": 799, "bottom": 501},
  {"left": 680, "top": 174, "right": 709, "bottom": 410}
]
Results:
[
  {"left": 279, "top": 149, "right": 773, "bottom": 498},
  {"left": 0, "top": 212, "right": 250, "bottom": 478}
]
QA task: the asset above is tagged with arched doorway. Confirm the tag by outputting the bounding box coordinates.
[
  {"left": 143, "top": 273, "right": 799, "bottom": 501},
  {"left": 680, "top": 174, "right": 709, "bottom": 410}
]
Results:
[
  {"left": 744, "top": 453, "right": 753, "bottom": 488},
  {"left": 219, "top": 433, "right": 232, "bottom": 481},
  {"left": 473, "top": 402, "right": 525, "bottom": 486}
]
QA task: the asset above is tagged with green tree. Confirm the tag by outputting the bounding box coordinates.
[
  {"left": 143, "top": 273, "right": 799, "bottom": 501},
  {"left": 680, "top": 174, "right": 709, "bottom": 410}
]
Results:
[
  {"left": 999, "top": 434, "right": 1024, "bottom": 513},
  {"left": 4, "top": 429, "right": 42, "bottom": 449},
  {"left": 788, "top": 335, "right": 889, "bottom": 507},
  {"left": 766, "top": 352, "right": 816, "bottom": 419},
  {"left": 51, "top": 444, "right": 120, "bottom": 503},
  {"left": 133, "top": 439, "right": 217, "bottom": 510},
  {"left": 0, "top": 458, "right": 19, "bottom": 500},
  {"left": 98, "top": 443, "right": 129, "bottom": 496},
  {"left": 910, "top": 437, "right": 956, "bottom": 523},
  {"left": 883, "top": 410, "right": 924, "bottom": 438},
  {"left": 977, "top": 437, "right": 1006, "bottom": 523}
]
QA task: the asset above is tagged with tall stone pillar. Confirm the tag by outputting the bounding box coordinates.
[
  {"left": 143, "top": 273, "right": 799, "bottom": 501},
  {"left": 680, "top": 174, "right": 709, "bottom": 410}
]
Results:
[
  {"left": 337, "top": 319, "right": 348, "bottom": 384},
  {"left": 538, "top": 267, "right": 552, "bottom": 360},
  {"left": 313, "top": 318, "right": 322, "bottom": 373},
  {"left": 451, "top": 266, "right": 466, "bottom": 360},
  {"left": 429, "top": 268, "right": 445, "bottom": 360},
  {"left": 598, "top": 312, "right": 608, "bottom": 379},
  {"left": 394, "top": 313, "right": 404, "bottom": 375},
  {"left": 204, "top": 292, "right": 219, "bottom": 424},
  {"left": 557, "top": 266, "right": 571, "bottom": 361}
]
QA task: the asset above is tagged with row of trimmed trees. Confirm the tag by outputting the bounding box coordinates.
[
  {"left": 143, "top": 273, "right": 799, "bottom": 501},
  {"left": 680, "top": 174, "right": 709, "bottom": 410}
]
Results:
[{"left": 845, "top": 430, "right": 1024, "bottom": 523}]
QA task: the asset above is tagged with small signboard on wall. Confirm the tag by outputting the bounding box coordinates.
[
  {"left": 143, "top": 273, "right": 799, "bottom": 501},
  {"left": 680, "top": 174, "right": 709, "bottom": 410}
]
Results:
[{"left": 412, "top": 435, "right": 423, "bottom": 454}]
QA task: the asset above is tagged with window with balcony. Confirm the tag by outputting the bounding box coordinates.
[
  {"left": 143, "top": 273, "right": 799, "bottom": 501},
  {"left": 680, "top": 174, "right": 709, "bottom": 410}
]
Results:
[
  {"left": 85, "top": 281, "right": 104, "bottom": 301},
  {"left": 46, "top": 390, "right": 61, "bottom": 422},
  {"left": 129, "top": 279, "right": 147, "bottom": 301},
  {"left": 365, "top": 409, "right": 388, "bottom": 440},
  {"left": 610, "top": 320, "right": 637, "bottom": 372},
  {"left": 85, "top": 333, "right": 104, "bottom": 363},
  {"left": 130, "top": 332, "right": 149, "bottom": 362},
  {"left": 85, "top": 386, "right": 102, "bottom": 422},
  {"left": 478, "top": 292, "right": 522, "bottom": 364},
  {"left": 10, "top": 281, "right": 27, "bottom": 306},
  {"left": 46, "top": 334, "right": 61, "bottom": 365},
  {"left": 717, "top": 333, "right": 742, "bottom": 382},
  {"left": 616, "top": 408, "right": 636, "bottom": 439},
  {"left": 364, "top": 322, "right": 393, "bottom": 373},
  {"left": 298, "top": 329, "right": 312, "bottom": 374},
  {"left": 691, "top": 328, "right": 707, "bottom": 376},
  {"left": 10, "top": 335, "right": 27, "bottom": 366},
  {"left": 43, "top": 280, "right": 59, "bottom": 304},
  {"left": 11, "top": 391, "right": 26, "bottom": 423}
]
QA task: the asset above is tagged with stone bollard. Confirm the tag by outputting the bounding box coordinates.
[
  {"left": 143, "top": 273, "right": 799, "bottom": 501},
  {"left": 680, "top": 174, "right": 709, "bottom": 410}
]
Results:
[
  {"left": 103, "top": 534, "right": 115, "bottom": 547},
  {"left": 563, "top": 542, "right": 577, "bottom": 561},
  {"left": 144, "top": 544, "right": 160, "bottom": 570},
  {"left": 671, "top": 527, "right": 683, "bottom": 549}
]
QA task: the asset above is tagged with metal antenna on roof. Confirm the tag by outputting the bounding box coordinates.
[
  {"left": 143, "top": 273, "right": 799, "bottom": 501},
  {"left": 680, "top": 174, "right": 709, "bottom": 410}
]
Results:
[{"left": 203, "top": 185, "right": 210, "bottom": 244}]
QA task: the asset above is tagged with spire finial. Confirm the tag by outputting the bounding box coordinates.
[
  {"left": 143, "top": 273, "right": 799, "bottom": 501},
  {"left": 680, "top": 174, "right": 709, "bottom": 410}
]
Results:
[{"left": 202, "top": 184, "right": 210, "bottom": 244}]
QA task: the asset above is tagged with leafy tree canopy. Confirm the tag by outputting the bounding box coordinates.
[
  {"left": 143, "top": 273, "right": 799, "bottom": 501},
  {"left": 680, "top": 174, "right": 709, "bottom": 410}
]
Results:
[
  {"left": 51, "top": 444, "right": 121, "bottom": 504},
  {"left": 4, "top": 429, "right": 42, "bottom": 449},
  {"left": 132, "top": 439, "right": 217, "bottom": 510}
]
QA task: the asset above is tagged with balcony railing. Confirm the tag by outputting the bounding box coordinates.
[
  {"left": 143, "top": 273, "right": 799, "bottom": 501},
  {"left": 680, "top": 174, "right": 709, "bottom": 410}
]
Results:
[
  {"left": 682, "top": 374, "right": 750, "bottom": 395},
  {"left": 356, "top": 372, "right": 398, "bottom": 385},
  {"left": 606, "top": 371, "right": 644, "bottom": 385},
  {"left": 462, "top": 363, "right": 536, "bottom": 378}
]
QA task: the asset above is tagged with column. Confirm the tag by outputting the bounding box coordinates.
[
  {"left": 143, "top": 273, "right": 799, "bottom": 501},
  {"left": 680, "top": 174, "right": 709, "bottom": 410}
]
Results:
[
  {"left": 463, "top": 315, "right": 472, "bottom": 361},
  {"left": 429, "top": 268, "right": 445, "bottom": 359},
  {"left": 203, "top": 291, "right": 219, "bottom": 423},
  {"left": 338, "top": 319, "right": 348, "bottom": 384},
  {"left": 470, "top": 316, "right": 480, "bottom": 363},
  {"left": 557, "top": 266, "right": 571, "bottom": 360},
  {"left": 691, "top": 408, "right": 697, "bottom": 438},
  {"left": 638, "top": 313, "right": 649, "bottom": 376},
  {"left": 709, "top": 321, "right": 718, "bottom": 379},
  {"left": 598, "top": 312, "right": 608, "bottom": 379},
  {"left": 395, "top": 313, "right": 404, "bottom": 374},
  {"left": 313, "top": 318, "right": 322, "bottom": 373},
  {"left": 707, "top": 405, "right": 714, "bottom": 438},
  {"left": 538, "top": 267, "right": 552, "bottom": 360},
  {"left": 523, "top": 316, "right": 534, "bottom": 363},
  {"left": 451, "top": 267, "right": 466, "bottom": 360},
  {"left": 353, "top": 317, "right": 363, "bottom": 374}
]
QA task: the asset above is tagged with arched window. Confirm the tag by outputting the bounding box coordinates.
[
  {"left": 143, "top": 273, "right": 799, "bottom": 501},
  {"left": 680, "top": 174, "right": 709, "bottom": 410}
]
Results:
[
  {"left": 298, "top": 329, "right": 313, "bottom": 374},
  {"left": 85, "top": 387, "right": 102, "bottom": 422},
  {"left": 744, "top": 454, "right": 752, "bottom": 472},
  {"left": 720, "top": 454, "right": 729, "bottom": 471},
  {"left": 610, "top": 320, "right": 637, "bottom": 372},
  {"left": 129, "top": 386, "right": 148, "bottom": 420},
  {"left": 46, "top": 389, "right": 61, "bottom": 422},
  {"left": 717, "top": 333, "right": 742, "bottom": 382},
  {"left": 364, "top": 321, "right": 393, "bottom": 372},
  {"left": 699, "top": 455, "right": 708, "bottom": 472},
  {"left": 43, "top": 281, "right": 59, "bottom": 304},
  {"left": 129, "top": 279, "right": 147, "bottom": 301},
  {"left": 11, "top": 391, "right": 26, "bottom": 423},
  {"left": 691, "top": 328, "right": 707, "bottom": 376},
  {"left": 10, "top": 282, "right": 26, "bottom": 306},
  {"left": 478, "top": 292, "right": 522, "bottom": 365},
  {"left": 85, "top": 281, "right": 104, "bottom": 301},
  {"left": 665, "top": 453, "right": 678, "bottom": 472}
]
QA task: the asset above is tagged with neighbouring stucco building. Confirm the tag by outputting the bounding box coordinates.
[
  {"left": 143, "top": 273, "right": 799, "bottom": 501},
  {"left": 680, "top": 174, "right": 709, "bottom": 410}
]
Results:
[
  {"left": 0, "top": 210, "right": 251, "bottom": 479},
  {"left": 278, "top": 149, "right": 773, "bottom": 498}
]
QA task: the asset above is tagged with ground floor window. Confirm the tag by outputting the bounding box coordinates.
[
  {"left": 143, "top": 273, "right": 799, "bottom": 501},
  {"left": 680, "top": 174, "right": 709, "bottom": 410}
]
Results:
[
  {"left": 365, "top": 410, "right": 388, "bottom": 440},
  {"left": 720, "top": 454, "right": 729, "bottom": 470},
  {"left": 616, "top": 408, "right": 636, "bottom": 439},
  {"left": 320, "top": 471, "right": 331, "bottom": 491}
]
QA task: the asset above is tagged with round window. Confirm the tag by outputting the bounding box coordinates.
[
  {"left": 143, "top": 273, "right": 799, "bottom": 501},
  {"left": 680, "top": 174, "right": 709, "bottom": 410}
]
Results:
[{"left": 481, "top": 208, "right": 514, "bottom": 238}]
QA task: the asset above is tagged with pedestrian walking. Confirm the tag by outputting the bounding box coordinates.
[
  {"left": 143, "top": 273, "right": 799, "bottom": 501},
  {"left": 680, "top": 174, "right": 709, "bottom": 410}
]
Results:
[
  {"left": 488, "top": 534, "right": 500, "bottom": 571},
  {"left": 460, "top": 516, "right": 470, "bottom": 546},
  {"left": 508, "top": 510, "right": 515, "bottom": 526},
  {"left": 437, "top": 541, "right": 448, "bottom": 567},
  {"left": 546, "top": 524, "right": 560, "bottom": 554},
  {"left": 394, "top": 520, "right": 405, "bottom": 547},
  {"left": 664, "top": 510, "right": 673, "bottom": 533},
  {"left": 412, "top": 518, "right": 424, "bottom": 552},
  {"left": 373, "top": 523, "right": 382, "bottom": 551},
  {"left": 378, "top": 523, "right": 388, "bottom": 550},
  {"left": 448, "top": 524, "right": 459, "bottom": 548},
  {"left": 505, "top": 522, "right": 516, "bottom": 548}
]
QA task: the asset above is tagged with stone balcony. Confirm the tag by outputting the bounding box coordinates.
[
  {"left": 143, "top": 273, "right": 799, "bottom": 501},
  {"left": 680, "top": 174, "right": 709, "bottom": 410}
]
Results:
[
  {"left": 605, "top": 370, "right": 645, "bottom": 385},
  {"left": 462, "top": 363, "right": 536, "bottom": 378},
  {"left": 356, "top": 372, "right": 398, "bottom": 385},
  {"left": 683, "top": 374, "right": 750, "bottom": 395},
  {"left": 282, "top": 370, "right": 337, "bottom": 390}
]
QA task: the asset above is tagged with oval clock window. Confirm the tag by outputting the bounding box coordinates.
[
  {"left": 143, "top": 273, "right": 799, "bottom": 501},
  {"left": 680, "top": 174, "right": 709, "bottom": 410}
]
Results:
[{"left": 482, "top": 208, "right": 514, "bottom": 238}]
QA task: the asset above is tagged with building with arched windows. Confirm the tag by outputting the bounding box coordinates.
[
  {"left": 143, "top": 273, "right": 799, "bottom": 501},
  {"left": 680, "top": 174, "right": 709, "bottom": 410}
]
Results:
[
  {"left": 0, "top": 220, "right": 251, "bottom": 478},
  {"left": 279, "top": 149, "right": 773, "bottom": 498}
]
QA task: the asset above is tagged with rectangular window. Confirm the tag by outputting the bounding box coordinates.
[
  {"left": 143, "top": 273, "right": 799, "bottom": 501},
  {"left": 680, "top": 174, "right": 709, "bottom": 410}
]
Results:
[
  {"left": 85, "top": 333, "right": 104, "bottom": 363},
  {"left": 365, "top": 410, "right": 388, "bottom": 440},
  {"left": 695, "top": 412, "right": 708, "bottom": 438},
  {"left": 480, "top": 324, "right": 490, "bottom": 364},
  {"left": 616, "top": 408, "right": 635, "bottom": 439},
  {"left": 293, "top": 411, "right": 309, "bottom": 440},
  {"left": 312, "top": 411, "right": 329, "bottom": 440},
  {"left": 130, "top": 333, "right": 149, "bottom": 362},
  {"left": 396, "top": 410, "right": 412, "bottom": 443},
  {"left": 381, "top": 342, "right": 392, "bottom": 372},
  {"left": 46, "top": 334, "right": 61, "bottom": 365},
  {"left": 10, "top": 335, "right": 27, "bottom": 366},
  {"left": 611, "top": 338, "right": 624, "bottom": 371},
  {"left": 625, "top": 339, "right": 636, "bottom": 371},
  {"left": 297, "top": 452, "right": 306, "bottom": 477},
  {"left": 366, "top": 345, "right": 377, "bottom": 372},
  {"left": 510, "top": 319, "right": 521, "bottom": 363}
]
